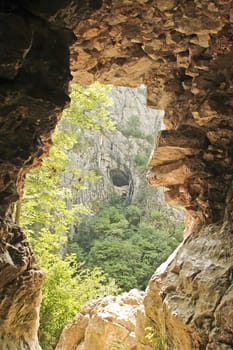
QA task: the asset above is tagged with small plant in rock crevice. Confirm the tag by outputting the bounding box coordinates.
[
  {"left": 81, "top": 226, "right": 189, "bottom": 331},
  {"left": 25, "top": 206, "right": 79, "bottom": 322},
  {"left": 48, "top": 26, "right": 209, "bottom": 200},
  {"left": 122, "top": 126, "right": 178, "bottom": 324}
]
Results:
[{"left": 145, "top": 326, "right": 164, "bottom": 350}]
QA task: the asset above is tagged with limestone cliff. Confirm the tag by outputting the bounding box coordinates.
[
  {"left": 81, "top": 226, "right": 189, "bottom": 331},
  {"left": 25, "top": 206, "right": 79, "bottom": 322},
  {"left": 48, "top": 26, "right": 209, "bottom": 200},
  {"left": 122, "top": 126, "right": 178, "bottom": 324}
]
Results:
[
  {"left": 66, "top": 85, "right": 172, "bottom": 214},
  {"left": 72, "top": 0, "right": 233, "bottom": 226},
  {"left": 0, "top": 0, "right": 232, "bottom": 349}
]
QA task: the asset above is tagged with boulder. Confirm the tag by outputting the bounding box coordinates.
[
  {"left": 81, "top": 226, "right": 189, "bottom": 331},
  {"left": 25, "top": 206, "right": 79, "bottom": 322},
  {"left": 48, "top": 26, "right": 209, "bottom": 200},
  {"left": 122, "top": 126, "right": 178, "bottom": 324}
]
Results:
[
  {"left": 56, "top": 289, "right": 152, "bottom": 350},
  {"left": 144, "top": 222, "right": 233, "bottom": 349}
]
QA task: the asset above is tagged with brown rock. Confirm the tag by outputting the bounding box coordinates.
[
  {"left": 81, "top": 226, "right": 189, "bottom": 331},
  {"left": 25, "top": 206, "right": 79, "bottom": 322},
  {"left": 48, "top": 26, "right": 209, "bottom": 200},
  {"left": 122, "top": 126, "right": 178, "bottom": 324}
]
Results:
[{"left": 176, "top": 16, "right": 223, "bottom": 35}]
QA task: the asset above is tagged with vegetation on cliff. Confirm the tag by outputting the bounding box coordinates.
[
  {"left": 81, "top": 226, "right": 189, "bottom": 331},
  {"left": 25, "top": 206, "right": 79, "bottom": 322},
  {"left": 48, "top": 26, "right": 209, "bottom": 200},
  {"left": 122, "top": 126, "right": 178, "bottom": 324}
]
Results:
[{"left": 20, "top": 83, "right": 118, "bottom": 349}]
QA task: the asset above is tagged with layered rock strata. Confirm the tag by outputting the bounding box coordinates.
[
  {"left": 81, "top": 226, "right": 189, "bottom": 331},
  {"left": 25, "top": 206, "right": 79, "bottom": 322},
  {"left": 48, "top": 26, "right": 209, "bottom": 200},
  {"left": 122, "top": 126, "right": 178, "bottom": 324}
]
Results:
[
  {"left": 70, "top": 7, "right": 233, "bottom": 346},
  {"left": 0, "top": 221, "right": 44, "bottom": 350},
  {"left": 0, "top": 0, "right": 232, "bottom": 349}
]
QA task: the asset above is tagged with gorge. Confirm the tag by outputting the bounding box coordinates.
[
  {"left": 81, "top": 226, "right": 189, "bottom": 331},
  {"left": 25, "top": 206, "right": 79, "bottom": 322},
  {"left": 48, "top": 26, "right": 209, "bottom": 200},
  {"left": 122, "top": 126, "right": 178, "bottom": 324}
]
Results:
[{"left": 0, "top": 0, "right": 233, "bottom": 349}]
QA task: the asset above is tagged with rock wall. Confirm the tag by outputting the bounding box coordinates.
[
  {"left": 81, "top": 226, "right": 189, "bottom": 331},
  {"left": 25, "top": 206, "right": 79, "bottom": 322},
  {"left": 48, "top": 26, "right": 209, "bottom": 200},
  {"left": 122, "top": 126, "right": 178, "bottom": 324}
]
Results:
[
  {"left": 70, "top": 5, "right": 233, "bottom": 346},
  {"left": 0, "top": 0, "right": 232, "bottom": 349},
  {"left": 144, "top": 221, "right": 233, "bottom": 349}
]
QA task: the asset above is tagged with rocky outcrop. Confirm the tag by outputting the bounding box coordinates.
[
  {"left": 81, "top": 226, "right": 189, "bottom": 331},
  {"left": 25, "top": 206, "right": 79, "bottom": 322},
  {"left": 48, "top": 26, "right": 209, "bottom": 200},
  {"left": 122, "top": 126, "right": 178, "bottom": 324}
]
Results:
[
  {"left": 0, "top": 0, "right": 232, "bottom": 349},
  {"left": 0, "top": 220, "right": 44, "bottom": 350},
  {"left": 69, "top": 6, "right": 233, "bottom": 346},
  {"left": 56, "top": 289, "right": 152, "bottom": 350},
  {"left": 144, "top": 221, "right": 233, "bottom": 349}
]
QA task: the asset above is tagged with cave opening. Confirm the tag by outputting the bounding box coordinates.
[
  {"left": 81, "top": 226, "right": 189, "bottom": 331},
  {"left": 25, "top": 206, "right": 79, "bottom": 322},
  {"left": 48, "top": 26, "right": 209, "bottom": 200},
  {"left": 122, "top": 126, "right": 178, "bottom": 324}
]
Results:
[
  {"left": 110, "top": 168, "right": 129, "bottom": 187},
  {"left": 1, "top": 1, "right": 233, "bottom": 349},
  {"left": 18, "top": 81, "right": 183, "bottom": 349}
]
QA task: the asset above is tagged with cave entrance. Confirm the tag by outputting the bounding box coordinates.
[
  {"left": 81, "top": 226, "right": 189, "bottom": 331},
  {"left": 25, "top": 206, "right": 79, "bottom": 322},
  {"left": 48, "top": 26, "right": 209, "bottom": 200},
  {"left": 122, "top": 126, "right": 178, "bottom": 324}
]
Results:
[
  {"left": 109, "top": 167, "right": 134, "bottom": 199},
  {"left": 110, "top": 169, "right": 129, "bottom": 187}
]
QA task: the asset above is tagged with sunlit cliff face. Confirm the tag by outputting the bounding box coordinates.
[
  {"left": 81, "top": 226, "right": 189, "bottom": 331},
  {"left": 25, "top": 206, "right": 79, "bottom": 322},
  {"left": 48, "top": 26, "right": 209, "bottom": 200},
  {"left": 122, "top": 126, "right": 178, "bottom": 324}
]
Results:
[{"left": 0, "top": 1, "right": 232, "bottom": 349}]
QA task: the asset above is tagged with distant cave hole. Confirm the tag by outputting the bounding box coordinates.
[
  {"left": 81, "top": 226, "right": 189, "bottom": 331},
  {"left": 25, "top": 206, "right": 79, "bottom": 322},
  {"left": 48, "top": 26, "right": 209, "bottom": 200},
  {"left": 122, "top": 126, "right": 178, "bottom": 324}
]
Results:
[{"left": 110, "top": 169, "right": 129, "bottom": 187}]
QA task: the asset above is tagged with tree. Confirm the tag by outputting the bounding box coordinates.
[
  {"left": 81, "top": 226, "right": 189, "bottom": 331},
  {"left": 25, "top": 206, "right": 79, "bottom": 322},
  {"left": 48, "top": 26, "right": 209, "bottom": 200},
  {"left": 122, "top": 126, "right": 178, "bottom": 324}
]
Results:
[
  {"left": 68, "top": 194, "right": 184, "bottom": 291},
  {"left": 87, "top": 237, "right": 141, "bottom": 291},
  {"left": 20, "top": 83, "right": 118, "bottom": 349},
  {"left": 21, "top": 82, "right": 115, "bottom": 239},
  {"left": 62, "top": 82, "right": 115, "bottom": 131},
  {"left": 37, "top": 229, "right": 118, "bottom": 349}
]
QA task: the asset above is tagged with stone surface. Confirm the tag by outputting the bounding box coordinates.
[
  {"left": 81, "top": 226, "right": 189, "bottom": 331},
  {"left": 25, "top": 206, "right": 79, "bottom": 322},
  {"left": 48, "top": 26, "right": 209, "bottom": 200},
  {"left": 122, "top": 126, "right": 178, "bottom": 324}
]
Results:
[
  {"left": 0, "top": 1, "right": 92, "bottom": 348},
  {"left": 56, "top": 289, "right": 152, "bottom": 350},
  {"left": 144, "top": 222, "right": 233, "bottom": 349},
  {"left": 0, "top": 0, "right": 232, "bottom": 349},
  {"left": 0, "top": 220, "right": 44, "bottom": 350},
  {"left": 65, "top": 85, "right": 162, "bottom": 202},
  {"left": 71, "top": 0, "right": 233, "bottom": 226}
]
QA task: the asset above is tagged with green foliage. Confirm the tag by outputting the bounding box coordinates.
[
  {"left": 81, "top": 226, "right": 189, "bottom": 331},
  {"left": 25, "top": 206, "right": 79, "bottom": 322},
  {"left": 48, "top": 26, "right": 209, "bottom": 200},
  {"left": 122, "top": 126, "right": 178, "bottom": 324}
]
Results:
[
  {"left": 91, "top": 206, "right": 128, "bottom": 237},
  {"left": 21, "top": 128, "right": 90, "bottom": 246},
  {"left": 20, "top": 83, "right": 118, "bottom": 349},
  {"left": 120, "top": 115, "right": 155, "bottom": 144},
  {"left": 87, "top": 238, "right": 140, "bottom": 291},
  {"left": 150, "top": 209, "right": 162, "bottom": 221},
  {"left": 72, "top": 131, "right": 94, "bottom": 153},
  {"left": 134, "top": 153, "right": 148, "bottom": 168},
  {"left": 63, "top": 82, "right": 115, "bottom": 131},
  {"left": 121, "top": 115, "right": 145, "bottom": 139},
  {"left": 68, "top": 194, "right": 184, "bottom": 291},
  {"left": 145, "top": 134, "right": 155, "bottom": 144},
  {"left": 37, "top": 230, "right": 118, "bottom": 350},
  {"left": 107, "top": 191, "right": 129, "bottom": 207},
  {"left": 125, "top": 205, "right": 142, "bottom": 226},
  {"left": 20, "top": 80, "right": 183, "bottom": 346},
  {"left": 21, "top": 82, "right": 115, "bottom": 237},
  {"left": 145, "top": 326, "right": 164, "bottom": 350}
]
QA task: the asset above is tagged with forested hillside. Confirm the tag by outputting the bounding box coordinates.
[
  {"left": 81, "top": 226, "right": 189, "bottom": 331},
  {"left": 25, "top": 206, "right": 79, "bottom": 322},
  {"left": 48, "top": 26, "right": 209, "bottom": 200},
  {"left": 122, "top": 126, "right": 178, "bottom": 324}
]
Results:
[{"left": 68, "top": 193, "right": 183, "bottom": 291}]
